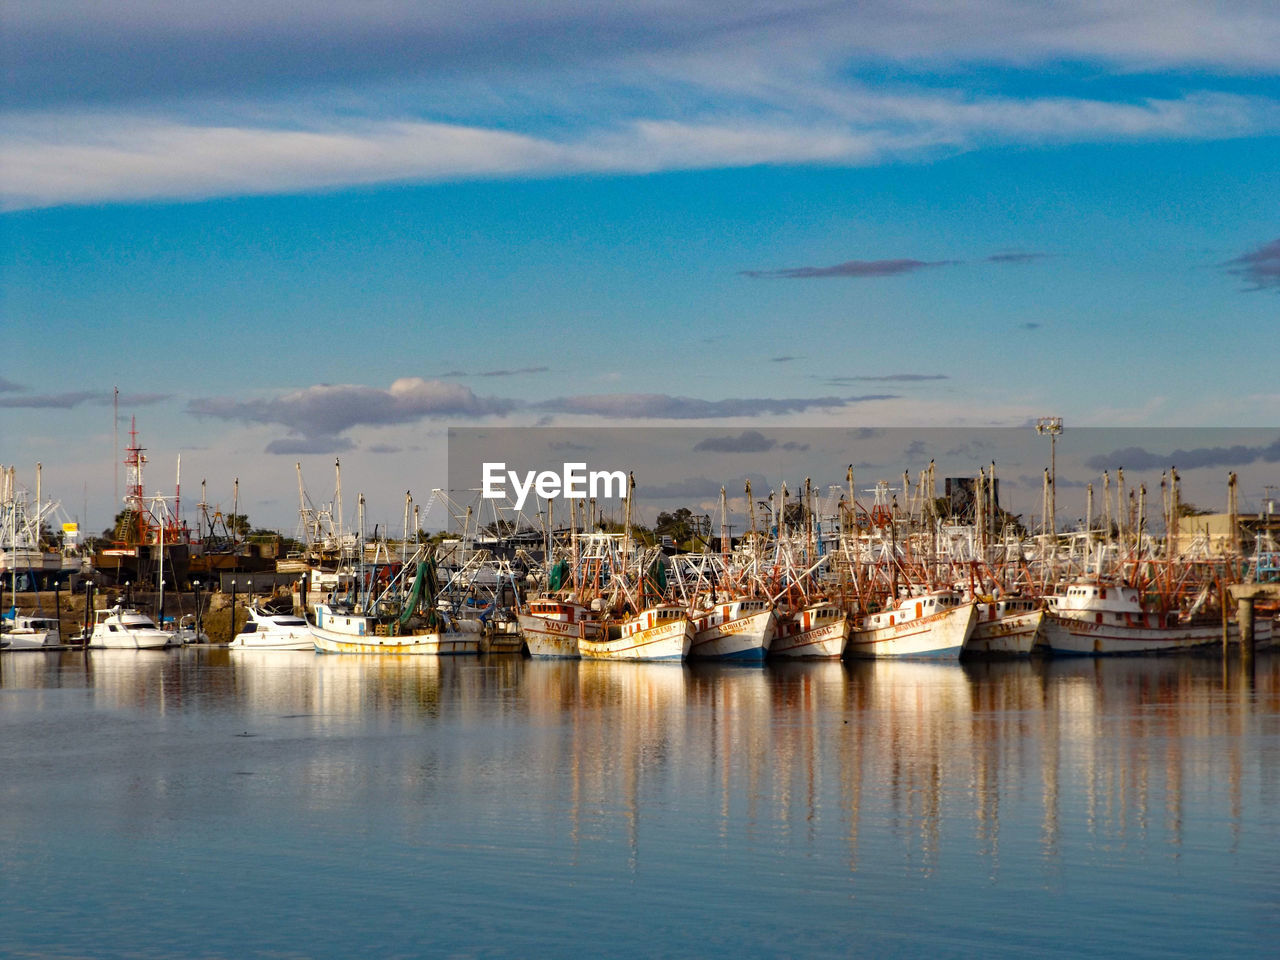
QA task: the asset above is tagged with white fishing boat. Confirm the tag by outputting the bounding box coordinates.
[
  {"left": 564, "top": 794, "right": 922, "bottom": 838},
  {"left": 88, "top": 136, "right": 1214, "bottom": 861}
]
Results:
[
  {"left": 229, "top": 604, "right": 313, "bottom": 650},
  {"left": 86, "top": 605, "right": 171, "bottom": 649},
  {"left": 518, "top": 598, "right": 597, "bottom": 658},
  {"left": 688, "top": 596, "right": 776, "bottom": 661},
  {"left": 309, "top": 602, "right": 480, "bottom": 655},
  {"left": 846, "top": 591, "right": 977, "bottom": 659},
  {"left": 1, "top": 610, "right": 62, "bottom": 649},
  {"left": 1040, "top": 579, "right": 1246, "bottom": 655},
  {"left": 964, "top": 596, "right": 1044, "bottom": 657},
  {"left": 769, "top": 602, "right": 849, "bottom": 659},
  {"left": 161, "top": 612, "right": 207, "bottom": 646},
  {"left": 581, "top": 603, "right": 692, "bottom": 661}
]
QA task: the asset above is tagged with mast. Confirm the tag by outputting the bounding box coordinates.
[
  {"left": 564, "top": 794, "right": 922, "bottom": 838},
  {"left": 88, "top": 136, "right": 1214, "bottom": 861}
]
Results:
[
  {"left": 402, "top": 490, "right": 412, "bottom": 566},
  {"left": 175, "top": 454, "right": 182, "bottom": 535},
  {"left": 157, "top": 495, "right": 165, "bottom": 625},
  {"left": 357, "top": 493, "right": 366, "bottom": 611},
  {"left": 334, "top": 459, "right": 344, "bottom": 557}
]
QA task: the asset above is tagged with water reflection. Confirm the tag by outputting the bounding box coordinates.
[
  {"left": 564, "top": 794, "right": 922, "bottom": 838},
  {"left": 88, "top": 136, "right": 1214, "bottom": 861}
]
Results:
[{"left": 4, "top": 650, "right": 1279, "bottom": 883}]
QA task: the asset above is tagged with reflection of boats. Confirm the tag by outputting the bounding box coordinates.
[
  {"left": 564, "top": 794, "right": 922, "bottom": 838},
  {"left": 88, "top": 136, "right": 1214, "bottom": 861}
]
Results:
[
  {"left": 1, "top": 610, "right": 62, "bottom": 649},
  {"left": 846, "top": 592, "right": 977, "bottom": 659},
  {"left": 770, "top": 602, "right": 849, "bottom": 659},
  {"left": 87, "top": 605, "right": 171, "bottom": 649},
  {"left": 964, "top": 597, "right": 1044, "bottom": 657},
  {"left": 1041, "top": 579, "right": 1249, "bottom": 655},
  {"left": 581, "top": 604, "right": 692, "bottom": 661},
  {"left": 230, "top": 604, "right": 313, "bottom": 650},
  {"left": 688, "top": 597, "right": 776, "bottom": 661}
]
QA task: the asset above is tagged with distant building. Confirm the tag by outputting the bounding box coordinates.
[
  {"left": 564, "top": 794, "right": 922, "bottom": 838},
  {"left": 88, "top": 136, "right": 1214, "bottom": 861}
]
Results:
[{"left": 945, "top": 477, "right": 1000, "bottom": 522}]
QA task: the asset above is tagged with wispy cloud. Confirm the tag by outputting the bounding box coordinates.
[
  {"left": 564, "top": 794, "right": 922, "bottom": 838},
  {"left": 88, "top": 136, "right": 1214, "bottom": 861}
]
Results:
[
  {"left": 986, "top": 252, "right": 1048, "bottom": 263},
  {"left": 5, "top": 88, "right": 1278, "bottom": 209},
  {"left": 742, "top": 258, "right": 957, "bottom": 279},
  {"left": 442, "top": 366, "right": 550, "bottom": 378},
  {"left": 1223, "top": 238, "right": 1280, "bottom": 291},
  {"left": 0, "top": 377, "right": 25, "bottom": 393},
  {"left": 9, "top": 2, "right": 1280, "bottom": 111},
  {"left": 189, "top": 377, "right": 515, "bottom": 450},
  {"left": 264, "top": 436, "right": 357, "bottom": 456},
  {"left": 0, "top": 389, "right": 170, "bottom": 409},
  {"left": 693, "top": 430, "right": 807, "bottom": 453},
  {"left": 534, "top": 393, "right": 896, "bottom": 419},
  {"left": 823, "top": 374, "right": 949, "bottom": 383},
  {"left": 1084, "top": 437, "right": 1280, "bottom": 471}
]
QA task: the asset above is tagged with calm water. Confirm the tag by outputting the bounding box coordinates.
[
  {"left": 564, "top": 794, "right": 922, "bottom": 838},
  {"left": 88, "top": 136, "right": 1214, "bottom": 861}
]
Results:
[{"left": 2, "top": 650, "right": 1278, "bottom": 959}]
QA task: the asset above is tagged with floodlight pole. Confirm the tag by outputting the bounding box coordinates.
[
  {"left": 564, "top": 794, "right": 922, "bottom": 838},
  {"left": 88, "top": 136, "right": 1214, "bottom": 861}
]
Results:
[{"left": 1036, "top": 417, "right": 1063, "bottom": 537}]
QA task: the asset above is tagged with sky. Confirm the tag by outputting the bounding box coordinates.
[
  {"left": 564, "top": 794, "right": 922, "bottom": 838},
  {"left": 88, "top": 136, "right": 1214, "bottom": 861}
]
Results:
[{"left": 1, "top": 1, "right": 1277, "bottom": 536}]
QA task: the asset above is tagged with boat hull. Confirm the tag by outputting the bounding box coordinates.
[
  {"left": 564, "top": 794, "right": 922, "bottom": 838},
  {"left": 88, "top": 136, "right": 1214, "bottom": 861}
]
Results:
[
  {"left": 230, "top": 633, "right": 313, "bottom": 651},
  {"left": 847, "top": 603, "right": 977, "bottom": 659},
  {"left": 689, "top": 609, "right": 776, "bottom": 661},
  {"left": 769, "top": 618, "right": 849, "bottom": 659},
  {"left": 965, "top": 609, "right": 1044, "bottom": 657},
  {"left": 518, "top": 613, "right": 588, "bottom": 658},
  {"left": 1041, "top": 612, "right": 1263, "bottom": 656},
  {"left": 310, "top": 623, "right": 480, "bottom": 655},
  {"left": 89, "top": 631, "right": 170, "bottom": 650},
  {"left": 580, "top": 618, "right": 692, "bottom": 662}
]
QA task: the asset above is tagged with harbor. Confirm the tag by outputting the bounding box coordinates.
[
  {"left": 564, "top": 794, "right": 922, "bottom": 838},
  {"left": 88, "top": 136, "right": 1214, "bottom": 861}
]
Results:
[
  {"left": 3, "top": 648, "right": 1278, "bottom": 958},
  {"left": 5, "top": 435, "right": 1280, "bottom": 664}
]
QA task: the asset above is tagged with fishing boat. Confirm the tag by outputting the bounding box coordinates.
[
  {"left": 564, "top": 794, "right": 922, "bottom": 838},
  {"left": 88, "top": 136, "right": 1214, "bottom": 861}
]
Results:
[
  {"left": 769, "top": 601, "right": 849, "bottom": 659},
  {"left": 229, "top": 604, "right": 313, "bottom": 650},
  {"left": 846, "top": 590, "right": 977, "bottom": 659},
  {"left": 309, "top": 601, "right": 479, "bottom": 655},
  {"left": 964, "top": 596, "right": 1044, "bottom": 657},
  {"left": 1, "top": 610, "right": 62, "bottom": 649},
  {"left": 688, "top": 596, "right": 776, "bottom": 661},
  {"left": 518, "top": 597, "right": 597, "bottom": 658},
  {"left": 309, "top": 550, "right": 480, "bottom": 655},
  {"left": 581, "top": 603, "right": 692, "bottom": 661},
  {"left": 86, "top": 605, "right": 171, "bottom": 649},
  {"left": 1040, "top": 578, "right": 1249, "bottom": 656}
]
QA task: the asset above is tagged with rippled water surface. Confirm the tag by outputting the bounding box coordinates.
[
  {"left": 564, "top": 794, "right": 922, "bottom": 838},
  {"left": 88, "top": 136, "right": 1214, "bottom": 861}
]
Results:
[{"left": 3, "top": 650, "right": 1278, "bottom": 958}]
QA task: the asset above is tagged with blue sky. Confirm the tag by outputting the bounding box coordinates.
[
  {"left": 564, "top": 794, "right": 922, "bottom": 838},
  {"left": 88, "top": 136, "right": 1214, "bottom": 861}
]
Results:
[{"left": 1, "top": 1, "right": 1277, "bottom": 534}]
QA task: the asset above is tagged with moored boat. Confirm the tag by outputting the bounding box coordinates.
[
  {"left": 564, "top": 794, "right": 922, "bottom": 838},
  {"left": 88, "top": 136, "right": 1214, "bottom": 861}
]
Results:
[
  {"left": 518, "top": 597, "right": 597, "bottom": 658},
  {"left": 688, "top": 596, "right": 776, "bottom": 661},
  {"left": 846, "top": 591, "right": 977, "bottom": 659},
  {"left": 964, "top": 596, "right": 1044, "bottom": 657},
  {"left": 87, "top": 605, "right": 171, "bottom": 649},
  {"left": 1041, "top": 579, "right": 1239, "bottom": 656},
  {"left": 309, "top": 602, "right": 480, "bottom": 655},
  {"left": 769, "top": 602, "right": 849, "bottom": 659},
  {"left": 1, "top": 610, "right": 62, "bottom": 649},
  {"left": 581, "top": 603, "right": 692, "bottom": 661},
  {"left": 230, "top": 604, "right": 313, "bottom": 650}
]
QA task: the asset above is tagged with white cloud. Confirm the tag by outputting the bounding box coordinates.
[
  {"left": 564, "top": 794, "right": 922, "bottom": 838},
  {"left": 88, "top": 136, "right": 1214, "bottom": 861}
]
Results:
[{"left": 4, "top": 87, "right": 1277, "bottom": 209}]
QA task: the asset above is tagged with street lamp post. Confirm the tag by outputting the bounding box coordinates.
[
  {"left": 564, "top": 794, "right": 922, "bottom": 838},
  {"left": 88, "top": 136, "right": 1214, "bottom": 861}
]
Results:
[{"left": 1036, "top": 417, "right": 1064, "bottom": 537}]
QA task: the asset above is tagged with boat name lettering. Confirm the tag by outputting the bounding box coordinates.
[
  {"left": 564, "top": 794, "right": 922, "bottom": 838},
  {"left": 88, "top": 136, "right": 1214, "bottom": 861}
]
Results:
[{"left": 482, "top": 462, "right": 627, "bottom": 510}]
